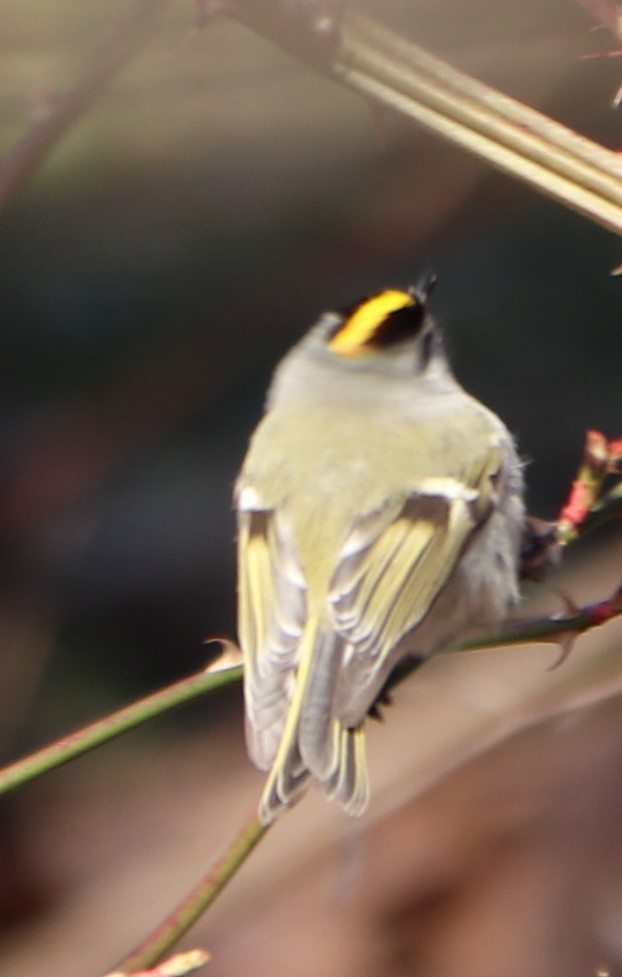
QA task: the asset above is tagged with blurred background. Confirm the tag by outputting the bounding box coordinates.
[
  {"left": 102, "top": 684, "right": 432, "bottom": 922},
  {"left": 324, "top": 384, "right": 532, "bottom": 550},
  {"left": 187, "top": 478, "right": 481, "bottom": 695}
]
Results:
[{"left": 1, "top": 0, "right": 622, "bottom": 974}]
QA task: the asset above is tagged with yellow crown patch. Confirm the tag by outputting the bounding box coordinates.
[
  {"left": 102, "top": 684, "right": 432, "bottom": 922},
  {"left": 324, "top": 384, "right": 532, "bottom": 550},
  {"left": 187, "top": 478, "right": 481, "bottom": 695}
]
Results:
[{"left": 328, "top": 289, "right": 417, "bottom": 355}]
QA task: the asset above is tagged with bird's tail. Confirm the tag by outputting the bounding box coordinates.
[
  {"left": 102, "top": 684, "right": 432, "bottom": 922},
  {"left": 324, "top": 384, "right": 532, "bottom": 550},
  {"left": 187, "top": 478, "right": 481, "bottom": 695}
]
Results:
[{"left": 258, "top": 615, "right": 369, "bottom": 824}]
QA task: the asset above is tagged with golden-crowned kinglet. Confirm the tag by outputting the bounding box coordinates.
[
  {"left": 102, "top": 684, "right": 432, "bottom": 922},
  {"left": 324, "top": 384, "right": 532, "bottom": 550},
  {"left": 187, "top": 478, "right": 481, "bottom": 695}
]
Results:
[{"left": 236, "top": 277, "right": 524, "bottom": 824}]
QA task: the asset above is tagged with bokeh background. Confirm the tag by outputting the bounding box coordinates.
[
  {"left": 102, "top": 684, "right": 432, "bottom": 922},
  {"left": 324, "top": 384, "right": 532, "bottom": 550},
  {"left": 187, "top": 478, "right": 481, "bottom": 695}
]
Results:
[{"left": 1, "top": 1, "right": 622, "bottom": 974}]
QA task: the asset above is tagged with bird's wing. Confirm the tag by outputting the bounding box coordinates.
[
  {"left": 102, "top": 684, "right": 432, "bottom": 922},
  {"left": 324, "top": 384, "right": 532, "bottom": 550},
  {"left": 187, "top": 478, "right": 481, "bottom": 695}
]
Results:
[
  {"left": 329, "top": 451, "right": 504, "bottom": 690},
  {"left": 237, "top": 493, "right": 308, "bottom": 771}
]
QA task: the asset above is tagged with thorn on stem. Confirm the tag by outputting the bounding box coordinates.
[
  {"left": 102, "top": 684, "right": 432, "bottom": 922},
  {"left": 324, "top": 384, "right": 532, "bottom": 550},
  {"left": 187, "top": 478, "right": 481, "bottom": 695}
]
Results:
[
  {"left": 203, "top": 637, "right": 244, "bottom": 673},
  {"left": 546, "top": 632, "right": 576, "bottom": 670}
]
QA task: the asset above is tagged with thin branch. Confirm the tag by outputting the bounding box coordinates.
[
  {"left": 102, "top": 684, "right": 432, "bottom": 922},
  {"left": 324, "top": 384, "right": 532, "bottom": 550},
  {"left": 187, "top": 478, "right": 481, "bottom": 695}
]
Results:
[
  {"left": 0, "top": 0, "right": 162, "bottom": 212},
  {"left": 0, "top": 659, "right": 243, "bottom": 797},
  {"left": 114, "top": 812, "right": 268, "bottom": 975}
]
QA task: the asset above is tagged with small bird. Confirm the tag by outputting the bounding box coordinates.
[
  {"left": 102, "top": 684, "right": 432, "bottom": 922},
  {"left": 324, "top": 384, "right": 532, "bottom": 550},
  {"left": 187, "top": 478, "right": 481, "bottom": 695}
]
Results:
[{"left": 235, "top": 277, "right": 524, "bottom": 824}]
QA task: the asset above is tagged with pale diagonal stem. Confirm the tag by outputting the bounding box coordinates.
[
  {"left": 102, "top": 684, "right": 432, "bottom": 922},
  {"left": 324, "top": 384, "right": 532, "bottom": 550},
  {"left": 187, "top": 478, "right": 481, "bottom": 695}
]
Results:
[
  {"left": 332, "top": 10, "right": 622, "bottom": 235},
  {"left": 344, "top": 10, "right": 622, "bottom": 187}
]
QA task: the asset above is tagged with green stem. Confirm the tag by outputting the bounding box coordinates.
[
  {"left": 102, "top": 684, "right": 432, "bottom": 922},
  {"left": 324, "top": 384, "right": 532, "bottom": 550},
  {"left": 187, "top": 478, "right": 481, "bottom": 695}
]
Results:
[
  {"left": 383, "top": 588, "right": 622, "bottom": 692},
  {"left": 456, "top": 599, "right": 622, "bottom": 653},
  {"left": 0, "top": 664, "right": 243, "bottom": 797},
  {"left": 115, "top": 812, "right": 269, "bottom": 974}
]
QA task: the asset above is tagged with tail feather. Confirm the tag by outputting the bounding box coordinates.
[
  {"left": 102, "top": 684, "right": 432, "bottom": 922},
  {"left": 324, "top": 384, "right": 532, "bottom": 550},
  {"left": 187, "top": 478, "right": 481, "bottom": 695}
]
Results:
[
  {"left": 325, "top": 725, "right": 369, "bottom": 816},
  {"left": 257, "top": 616, "right": 370, "bottom": 823},
  {"left": 258, "top": 737, "right": 310, "bottom": 823},
  {"left": 258, "top": 615, "right": 320, "bottom": 823},
  {"left": 298, "top": 630, "right": 343, "bottom": 779}
]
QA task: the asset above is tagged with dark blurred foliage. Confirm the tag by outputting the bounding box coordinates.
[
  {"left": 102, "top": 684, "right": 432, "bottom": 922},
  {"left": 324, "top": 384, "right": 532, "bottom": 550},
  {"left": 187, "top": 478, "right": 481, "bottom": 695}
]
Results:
[{"left": 1, "top": 1, "right": 622, "bottom": 974}]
